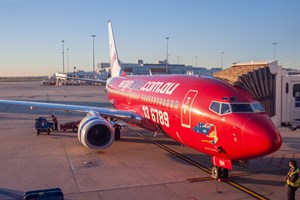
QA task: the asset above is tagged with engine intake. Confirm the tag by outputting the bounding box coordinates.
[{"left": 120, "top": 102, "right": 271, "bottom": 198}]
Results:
[{"left": 78, "top": 115, "right": 114, "bottom": 149}]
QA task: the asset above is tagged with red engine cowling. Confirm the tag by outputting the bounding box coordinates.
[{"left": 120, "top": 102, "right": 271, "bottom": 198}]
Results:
[{"left": 77, "top": 115, "right": 114, "bottom": 149}]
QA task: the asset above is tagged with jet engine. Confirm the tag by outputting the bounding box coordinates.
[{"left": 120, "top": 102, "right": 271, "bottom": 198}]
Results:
[{"left": 77, "top": 115, "right": 114, "bottom": 149}]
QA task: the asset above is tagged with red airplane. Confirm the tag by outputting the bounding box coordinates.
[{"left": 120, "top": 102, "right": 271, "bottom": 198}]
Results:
[{"left": 0, "top": 21, "right": 282, "bottom": 179}]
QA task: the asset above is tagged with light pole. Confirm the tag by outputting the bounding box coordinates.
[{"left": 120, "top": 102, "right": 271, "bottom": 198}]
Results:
[
  {"left": 62, "top": 40, "right": 65, "bottom": 73},
  {"left": 221, "top": 51, "right": 224, "bottom": 69},
  {"left": 92, "top": 35, "right": 96, "bottom": 72},
  {"left": 66, "top": 48, "right": 70, "bottom": 73},
  {"left": 166, "top": 37, "right": 169, "bottom": 73},
  {"left": 195, "top": 56, "right": 198, "bottom": 67},
  {"left": 272, "top": 42, "right": 278, "bottom": 60},
  {"left": 177, "top": 56, "right": 180, "bottom": 64}
]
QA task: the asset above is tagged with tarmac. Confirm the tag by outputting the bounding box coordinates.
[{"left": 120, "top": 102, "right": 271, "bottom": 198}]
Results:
[{"left": 0, "top": 81, "right": 299, "bottom": 200}]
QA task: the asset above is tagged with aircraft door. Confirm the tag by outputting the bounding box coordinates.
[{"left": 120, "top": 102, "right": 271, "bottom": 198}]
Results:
[{"left": 181, "top": 90, "right": 198, "bottom": 128}]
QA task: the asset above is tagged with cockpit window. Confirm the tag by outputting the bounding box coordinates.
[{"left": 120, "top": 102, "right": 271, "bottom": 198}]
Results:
[
  {"left": 210, "top": 102, "right": 220, "bottom": 114},
  {"left": 231, "top": 103, "right": 265, "bottom": 113},
  {"left": 221, "top": 103, "right": 231, "bottom": 114},
  {"left": 231, "top": 104, "right": 253, "bottom": 112},
  {"left": 210, "top": 101, "right": 231, "bottom": 115},
  {"left": 251, "top": 102, "right": 265, "bottom": 112},
  {"left": 210, "top": 101, "right": 265, "bottom": 115}
]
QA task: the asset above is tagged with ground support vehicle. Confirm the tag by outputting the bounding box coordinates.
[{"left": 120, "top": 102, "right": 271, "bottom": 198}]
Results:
[
  {"left": 60, "top": 120, "right": 81, "bottom": 132},
  {"left": 35, "top": 117, "right": 53, "bottom": 135},
  {"left": 24, "top": 188, "right": 64, "bottom": 200}
]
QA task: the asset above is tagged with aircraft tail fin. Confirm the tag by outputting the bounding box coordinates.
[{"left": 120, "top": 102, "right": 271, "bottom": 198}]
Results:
[{"left": 108, "top": 20, "right": 126, "bottom": 77}]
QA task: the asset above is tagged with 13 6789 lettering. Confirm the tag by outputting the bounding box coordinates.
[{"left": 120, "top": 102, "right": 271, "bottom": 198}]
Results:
[{"left": 142, "top": 105, "right": 170, "bottom": 127}]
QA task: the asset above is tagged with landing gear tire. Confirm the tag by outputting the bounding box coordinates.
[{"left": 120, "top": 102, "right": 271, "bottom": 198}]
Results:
[
  {"left": 115, "top": 126, "right": 121, "bottom": 140},
  {"left": 211, "top": 166, "right": 229, "bottom": 179},
  {"left": 211, "top": 166, "right": 220, "bottom": 180},
  {"left": 220, "top": 168, "right": 229, "bottom": 178}
]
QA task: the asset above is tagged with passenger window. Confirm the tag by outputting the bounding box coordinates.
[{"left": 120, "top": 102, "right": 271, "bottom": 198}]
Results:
[
  {"left": 210, "top": 102, "right": 220, "bottom": 114},
  {"left": 166, "top": 99, "right": 170, "bottom": 107},
  {"left": 221, "top": 103, "right": 231, "bottom": 114},
  {"left": 170, "top": 100, "right": 174, "bottom": 108},
  {"left": 174, "top": 101, "right": 179, "bottom": 109}
]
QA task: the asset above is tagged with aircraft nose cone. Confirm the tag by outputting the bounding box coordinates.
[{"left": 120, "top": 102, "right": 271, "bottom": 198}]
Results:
[{"left": 242, "top": 115, "right": 282, "bottom": 159}]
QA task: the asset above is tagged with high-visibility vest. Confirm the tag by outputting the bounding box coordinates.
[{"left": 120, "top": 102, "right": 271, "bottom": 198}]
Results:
[{"left": 287, "top": 167, "right": 300, "bottom": 188}]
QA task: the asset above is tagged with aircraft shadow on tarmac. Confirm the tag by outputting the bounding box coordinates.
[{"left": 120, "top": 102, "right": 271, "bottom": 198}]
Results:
[
  {"left": 282, "top": 136, "right": 300, "bottom": 150},
  {"left": 234, "top": 171, "right": 286, "bottom": 187},
  {"left": 166, "top": 153, "right": 212, "bottom": 167},
  {"left": 119, "top": 135, "right": 182, "bottom": 146},
  {"left": 35, "top": 130, "right": 183, "bottom": 145},
  {"left": 39, "top": 132, "right": 78, "bottom": 138}
]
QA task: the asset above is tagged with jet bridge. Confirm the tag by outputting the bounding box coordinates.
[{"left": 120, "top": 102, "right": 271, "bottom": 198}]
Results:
[
  {"left": 214, "top": 61, "right": 276, "bottom": 117},
  {"left": 213, "top": 61, "right": 300, "bottom": 128}
]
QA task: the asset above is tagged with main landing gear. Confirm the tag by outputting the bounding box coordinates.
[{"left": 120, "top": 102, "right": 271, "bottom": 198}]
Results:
[
  {"left": 114, "top": 126, "right": 121, "bottom": 140},
  {"left": 108, "top": 117, "right": 121, "bottom": 141},
  {"left": 211, "top": 166, "right": 229, "bottom": 180}
]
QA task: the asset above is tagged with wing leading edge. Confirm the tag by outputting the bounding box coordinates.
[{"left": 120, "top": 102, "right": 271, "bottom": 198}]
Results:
[{"left": 0, "top": 99, "right": 141, "bottom": 124}]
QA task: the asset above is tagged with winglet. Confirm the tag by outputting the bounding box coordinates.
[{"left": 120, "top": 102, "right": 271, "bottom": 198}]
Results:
[{"left": 108, "top": 20, "right": 126, "bottom": 77}]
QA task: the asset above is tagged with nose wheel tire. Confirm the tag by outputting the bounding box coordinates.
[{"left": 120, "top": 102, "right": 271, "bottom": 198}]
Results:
[
  {"left": 211, "top": 166, "right": 229, "bottom": 179},
  {"left": 220, "top": 168, "right": 229, "bottom": 178},
  {"left": 211, "top": 166, "right": 220, "bottom": 179}
]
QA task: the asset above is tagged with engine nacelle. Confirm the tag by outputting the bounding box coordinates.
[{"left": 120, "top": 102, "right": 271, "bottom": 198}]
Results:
[{"left": 78, "top": 115, "right": 114, "bottom": 149}]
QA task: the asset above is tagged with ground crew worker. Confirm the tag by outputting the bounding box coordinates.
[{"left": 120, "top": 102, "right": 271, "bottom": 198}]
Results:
[
  {"left": 51, "top": 114, "right": 58, "bottom": 130},
  {"left": 284, "top": 160, "right": 299, "bottom": 200}
]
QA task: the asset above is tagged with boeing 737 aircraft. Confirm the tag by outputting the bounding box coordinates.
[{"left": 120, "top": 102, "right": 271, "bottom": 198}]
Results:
[{"left": 0, "top": 21, "right": 282, "bottom": 179}]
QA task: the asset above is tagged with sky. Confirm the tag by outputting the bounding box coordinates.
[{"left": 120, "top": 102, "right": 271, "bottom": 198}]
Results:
[{"left": 0, "top": 0, "right": 299, "bottom": 77}]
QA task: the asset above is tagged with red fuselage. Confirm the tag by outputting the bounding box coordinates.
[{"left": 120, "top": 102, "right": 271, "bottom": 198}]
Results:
[{"left": 107, "top": 74, "right": 282, "bottom": 161}]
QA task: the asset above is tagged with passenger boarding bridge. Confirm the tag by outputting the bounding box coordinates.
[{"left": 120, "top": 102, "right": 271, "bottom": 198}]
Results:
[{"left": 214, "top": 60, "right": 300, "bottom": 129}]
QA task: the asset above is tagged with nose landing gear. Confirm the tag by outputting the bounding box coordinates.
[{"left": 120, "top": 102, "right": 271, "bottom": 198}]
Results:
[{"left": 211, "top": 166, "right": 229, "bottom": 180}]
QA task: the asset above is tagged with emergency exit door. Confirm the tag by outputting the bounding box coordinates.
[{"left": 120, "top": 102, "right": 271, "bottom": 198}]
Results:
[{"left": 181, "top": 90, "right": 198, "bottom": 128}]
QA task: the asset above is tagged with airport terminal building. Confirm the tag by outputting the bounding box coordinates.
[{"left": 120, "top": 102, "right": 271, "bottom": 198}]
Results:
[
  {"left": 98, "top": 60, "right": 222, "bottom": 77},
  {"left": 48, "top": 60, "right": 222, "bottom": 84}
]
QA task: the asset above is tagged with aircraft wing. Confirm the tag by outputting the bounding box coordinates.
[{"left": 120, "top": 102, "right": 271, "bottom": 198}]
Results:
[
  {"left": 0, "top": 99, "right": 141, "bottom": 124},
  {"left": 57, "top": 76, "right": 107, "bottom": 84}
]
